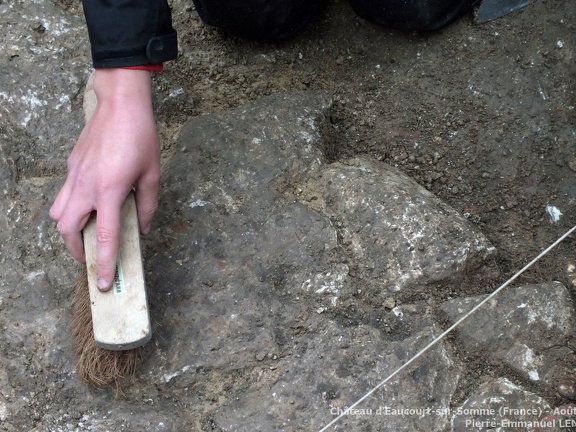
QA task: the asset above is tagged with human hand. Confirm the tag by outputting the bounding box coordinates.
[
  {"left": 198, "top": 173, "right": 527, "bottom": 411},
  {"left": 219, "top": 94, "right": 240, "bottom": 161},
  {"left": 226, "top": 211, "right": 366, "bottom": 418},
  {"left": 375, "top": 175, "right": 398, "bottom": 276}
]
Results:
[{"left": 50, "top": 68, "right": 160, "bottom": 291}]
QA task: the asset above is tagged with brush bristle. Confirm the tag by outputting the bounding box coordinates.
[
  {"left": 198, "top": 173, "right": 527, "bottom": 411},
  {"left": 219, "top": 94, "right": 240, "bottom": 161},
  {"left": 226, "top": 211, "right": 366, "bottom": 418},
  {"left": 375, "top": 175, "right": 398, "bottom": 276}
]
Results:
[{"left": 71, "top": 268, "right": 140, "bottom": 387}]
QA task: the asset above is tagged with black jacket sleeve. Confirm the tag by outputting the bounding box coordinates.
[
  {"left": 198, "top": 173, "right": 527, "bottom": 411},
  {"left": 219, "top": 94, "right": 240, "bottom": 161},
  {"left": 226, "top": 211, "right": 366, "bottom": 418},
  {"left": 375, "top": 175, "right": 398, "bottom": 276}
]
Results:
[{"left": 82, "top": 0, "right": 178, "bottom": 68}]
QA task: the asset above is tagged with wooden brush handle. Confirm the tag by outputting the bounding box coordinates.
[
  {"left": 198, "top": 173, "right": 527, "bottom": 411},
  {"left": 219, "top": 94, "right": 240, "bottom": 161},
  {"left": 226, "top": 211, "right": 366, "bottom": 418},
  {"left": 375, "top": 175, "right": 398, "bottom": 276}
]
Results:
[{"left": 83, "top": 192, "right": 151, "bottom": 350}]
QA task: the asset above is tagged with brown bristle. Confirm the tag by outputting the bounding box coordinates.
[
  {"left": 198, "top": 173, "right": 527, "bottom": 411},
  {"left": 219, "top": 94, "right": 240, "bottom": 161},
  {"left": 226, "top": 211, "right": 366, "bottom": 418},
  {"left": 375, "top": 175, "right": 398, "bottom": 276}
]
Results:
[{"left": 71, "top": 268, "right": 140, "bottom": 387}]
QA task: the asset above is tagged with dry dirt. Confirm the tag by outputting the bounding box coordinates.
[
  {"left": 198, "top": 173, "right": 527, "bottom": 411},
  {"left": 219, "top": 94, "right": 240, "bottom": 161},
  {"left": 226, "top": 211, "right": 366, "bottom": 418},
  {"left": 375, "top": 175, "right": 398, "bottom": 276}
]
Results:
[
  {"left": 54, "top": 0, "right": 576, "bottom": 419},
  {"left": 153, "top": 0, "right": 576, "bottom": 293},
  {"left": 163, "top": 0, "right": 576, "bottom": 405},
  {"left": 55, "top": 0, "right": 576, "bottom": 285}
]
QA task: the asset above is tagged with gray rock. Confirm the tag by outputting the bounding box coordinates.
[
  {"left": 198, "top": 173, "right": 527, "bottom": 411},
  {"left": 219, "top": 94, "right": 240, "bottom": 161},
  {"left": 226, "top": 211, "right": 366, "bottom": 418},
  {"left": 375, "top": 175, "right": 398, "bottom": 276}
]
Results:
[
  {"left": 0, "top": 142, "right": 15, "bottom": 238},
  {"left": 0, "top": 90, "right": 495, "bottom": 430},
  {"left": 0, "top": 0, "right": 89, "bottom": 177},
  {"left": 0, "top": 0, "right": 570, "bottom": 430},
  {"left": 537, "top": 403, "right": 576, "bottom": 431},
  {"left": 0, "top": 142, "right": 15, "bottom": 192},
  {"left": 139, "top": 91, "right": 490, "bottom": 430},
  {"left": 440, "top": 282, "right": 576, "bottom": 394},
  {"left": 214, "top": 322, "right": 460, "bottom": 432},
  {"left": 301, "top": 156, "right": 495, "bottom": 301},
  {"left": 0, "top": 178, "right": 79, "bottom": 432},
  {"left": 451, "top": 377, "right": 552, "bottom": 431},
  {"left": 0, "top": 6, "right": 128, "bottom": 427},
  {"left": 145, "top": 91, "right": 347, "bottom": 374}
]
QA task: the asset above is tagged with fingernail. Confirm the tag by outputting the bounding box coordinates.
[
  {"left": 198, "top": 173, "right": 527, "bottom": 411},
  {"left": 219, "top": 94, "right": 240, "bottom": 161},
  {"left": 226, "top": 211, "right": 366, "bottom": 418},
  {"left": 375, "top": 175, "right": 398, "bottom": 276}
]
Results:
[
  {"left": 143, "top": 224, "right": 152, "bottom": 235},
  {"left": 97, "top": 278, "right": 110, "bottom": 291}
]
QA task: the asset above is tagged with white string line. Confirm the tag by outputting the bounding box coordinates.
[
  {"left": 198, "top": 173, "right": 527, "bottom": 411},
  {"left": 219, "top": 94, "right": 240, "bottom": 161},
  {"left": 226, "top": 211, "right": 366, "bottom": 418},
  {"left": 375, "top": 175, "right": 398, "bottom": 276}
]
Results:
[{"left": 319, "top": 224, "right": 576, "bottom": 432}]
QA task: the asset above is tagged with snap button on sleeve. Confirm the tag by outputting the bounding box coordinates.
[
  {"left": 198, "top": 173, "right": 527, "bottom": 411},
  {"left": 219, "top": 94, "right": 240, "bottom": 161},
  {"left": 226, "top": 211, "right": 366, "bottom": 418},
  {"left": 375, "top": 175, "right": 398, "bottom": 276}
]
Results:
[{"left": 146, "top": 32, "right": 178, "bottom": 63}]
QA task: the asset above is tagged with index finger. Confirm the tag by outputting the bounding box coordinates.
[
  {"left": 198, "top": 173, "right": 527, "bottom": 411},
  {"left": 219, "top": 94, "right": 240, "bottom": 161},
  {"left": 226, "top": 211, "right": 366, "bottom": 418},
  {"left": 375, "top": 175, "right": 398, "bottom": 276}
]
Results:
[{"left": 94, "top": 200, "right": 123, "bottom": 291}]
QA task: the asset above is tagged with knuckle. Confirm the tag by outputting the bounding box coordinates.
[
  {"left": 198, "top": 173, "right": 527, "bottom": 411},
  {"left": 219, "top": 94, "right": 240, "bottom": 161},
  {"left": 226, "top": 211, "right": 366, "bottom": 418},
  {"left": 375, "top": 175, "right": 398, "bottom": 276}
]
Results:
[
  {"left": 49, "top": 205, "right": 59, "bottom": 221},
  {"left": 95, "top": 182, "right": 118, "bottom": 202},
  {"left": 96, "top": 178, "right": 113, "bottom": 193},
  {"left": 96, "top": 227, "right": 115, "bottom": 245},
  {"left": 56, "top": 220, "right": 71, "bottom": 235},
  {"left": 71, "top": 169, "right": 90, "bottom": 190}
]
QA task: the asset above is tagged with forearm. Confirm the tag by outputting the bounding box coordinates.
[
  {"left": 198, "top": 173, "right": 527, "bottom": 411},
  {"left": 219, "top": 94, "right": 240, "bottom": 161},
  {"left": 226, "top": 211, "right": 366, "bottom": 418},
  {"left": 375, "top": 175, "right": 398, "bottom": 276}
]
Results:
[{"left": 82, "top": 0, "right": 178, "bottom": 68}]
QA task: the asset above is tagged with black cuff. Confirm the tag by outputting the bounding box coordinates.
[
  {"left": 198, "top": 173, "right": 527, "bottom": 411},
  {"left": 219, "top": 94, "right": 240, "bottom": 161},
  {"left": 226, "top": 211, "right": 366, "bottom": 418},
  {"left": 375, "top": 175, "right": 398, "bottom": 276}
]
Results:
[
  {"left": 91, "top": 31, "right": 178, "bottom": 68},
  {"left": 83, "top": 0, "right": 178, "bottom": 68}
]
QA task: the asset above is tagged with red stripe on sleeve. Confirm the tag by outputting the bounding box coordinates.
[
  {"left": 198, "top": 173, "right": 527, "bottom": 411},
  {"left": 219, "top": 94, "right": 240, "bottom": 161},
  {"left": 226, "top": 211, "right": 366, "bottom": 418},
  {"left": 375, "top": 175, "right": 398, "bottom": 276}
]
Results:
[{"left": 122, "top": 64, "right": 164, "bottom": 72}]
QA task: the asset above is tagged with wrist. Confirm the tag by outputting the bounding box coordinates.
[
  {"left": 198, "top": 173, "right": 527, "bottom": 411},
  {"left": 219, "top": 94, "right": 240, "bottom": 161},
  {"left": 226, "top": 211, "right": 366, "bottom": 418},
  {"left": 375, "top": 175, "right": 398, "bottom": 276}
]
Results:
[{"left": 92, "top": 68, "right": 153, "bottom": 108}]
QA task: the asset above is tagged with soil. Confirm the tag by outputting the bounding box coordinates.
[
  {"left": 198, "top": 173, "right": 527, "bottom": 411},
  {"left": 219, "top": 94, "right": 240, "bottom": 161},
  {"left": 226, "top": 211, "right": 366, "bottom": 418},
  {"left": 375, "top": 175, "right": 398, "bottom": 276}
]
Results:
[
  {"left": 156, "top": 0, "right": 576, "bottom": 290},
  {"left": 163, "top": 0, "right": 576, "bottom": 408},
  {"left": 47, "top": 0, "right": 576, "bottom": 426},
  {"left": 54, "top": 0, "right": 576, "bottom": 284}
]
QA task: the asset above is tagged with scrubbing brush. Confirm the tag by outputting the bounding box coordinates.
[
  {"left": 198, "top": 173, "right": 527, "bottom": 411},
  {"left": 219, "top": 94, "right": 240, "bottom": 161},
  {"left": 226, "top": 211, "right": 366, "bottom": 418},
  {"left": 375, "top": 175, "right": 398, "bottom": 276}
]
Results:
[
  {"left": 70, "top": 72, "right": 151, "bottom": 386},
  {"left": 71, "top": 270, "right": 141, "bottom": 387},
  {"left": 72, "top": 192, "right": 150, "bottom": 386}
]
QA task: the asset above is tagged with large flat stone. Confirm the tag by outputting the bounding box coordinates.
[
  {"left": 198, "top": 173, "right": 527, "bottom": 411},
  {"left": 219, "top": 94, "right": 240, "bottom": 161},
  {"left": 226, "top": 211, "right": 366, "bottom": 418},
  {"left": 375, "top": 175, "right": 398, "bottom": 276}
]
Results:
[
  {"left": 214, "top": 322, "right": 459, "bottom": 431},
  {"left": 451, "top": 377, "right": 552, "bottom": 431},
  {"left": 139, "top": 91, "right": 481, "bottom": 430},
  {"left": 302, "top": 156, "right": 495, "bottom": 299},
  {"left": 0, "top": 0, "right": 89, "bottom": 177},
  {"left": 440, "top": 282, "right": 576, "bottom": 395},
  {"left": 0, "top": 89, "right": 492, "bottom": 430}
]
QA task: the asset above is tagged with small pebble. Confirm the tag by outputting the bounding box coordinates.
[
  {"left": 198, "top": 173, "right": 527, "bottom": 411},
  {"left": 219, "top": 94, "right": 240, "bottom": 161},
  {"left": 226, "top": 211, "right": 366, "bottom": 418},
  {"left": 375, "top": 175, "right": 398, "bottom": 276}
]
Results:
[
  {"left": 558, "top": 377, "right": 576, "bottom": 400},
  {"left": 566, "top": 261, "right": 576, "bottom": 288},
  {"left": 382, "top": 298, "right": 396, "bottom": 309}
]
